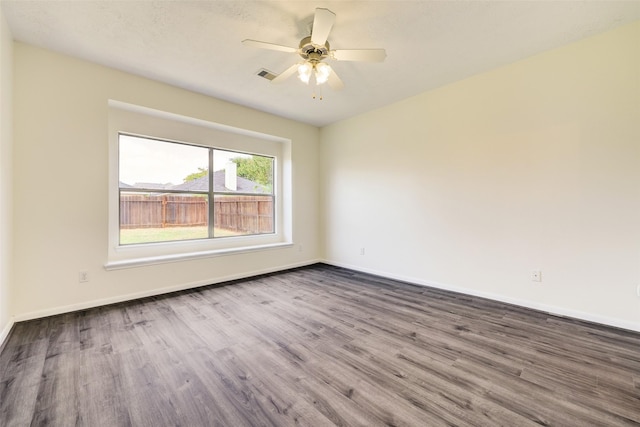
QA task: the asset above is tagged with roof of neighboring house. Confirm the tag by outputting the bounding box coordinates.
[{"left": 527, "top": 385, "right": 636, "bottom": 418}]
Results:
[
  {"left": 133, "top": 182, "right": 175, "bottom": 190},
  {"left": 170, "top": 170, "right": 270, "bottom": 194},
  {"left": 169, "top": 176, "right": 207, "bottom": 191}
]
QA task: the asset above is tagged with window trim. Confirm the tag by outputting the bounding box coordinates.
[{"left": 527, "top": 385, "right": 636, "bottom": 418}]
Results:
[{"left": 106, "top": 100, "right": 292, "bottom": 270}]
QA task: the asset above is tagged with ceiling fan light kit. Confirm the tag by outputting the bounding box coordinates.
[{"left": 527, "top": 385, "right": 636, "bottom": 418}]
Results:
[
  {"left": 314, "top": 63, "right": 331, "bottom": 84},
  {"left": 242, "top": 7, "right": 386, "bottom": 98},
  {"left": 297, "top": 62, "right": 312, "bottom": 84}
]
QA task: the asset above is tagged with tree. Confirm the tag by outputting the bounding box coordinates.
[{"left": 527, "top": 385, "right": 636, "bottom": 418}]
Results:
[
  {"left": 231, "top": 156, "right": 273, "bottom": 187},
  {"left": 183, "top": 167, "right": 208, "bottom": 182},
  {"left": 182, "top": 156, "right": 273, "bottom": 189}
]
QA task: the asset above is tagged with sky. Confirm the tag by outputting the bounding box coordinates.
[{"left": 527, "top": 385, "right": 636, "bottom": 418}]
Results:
[{"left": 119, "top": 134, "right": 249, "bottom": 186}]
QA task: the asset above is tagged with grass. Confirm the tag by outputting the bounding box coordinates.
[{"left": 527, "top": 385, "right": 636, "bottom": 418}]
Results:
[{"left": 120, "top": 226, "right": 240, "bottom": 245}]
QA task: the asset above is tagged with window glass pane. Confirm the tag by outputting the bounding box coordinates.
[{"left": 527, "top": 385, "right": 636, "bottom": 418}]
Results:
[
  {"left": 118, "top": 136, "right": 276, "bottom": 245},
  {"left": 119, "top": 134, "right": 209, "bottom": 191},
  {"left": 213, "top": 194, "right": 274, "bottom": 237},
  {"left": 213, "top": 149, "right": 273, "bottom": 194},
  {"left": 119, "top": 192, "right": 209, "bottom": 244}
]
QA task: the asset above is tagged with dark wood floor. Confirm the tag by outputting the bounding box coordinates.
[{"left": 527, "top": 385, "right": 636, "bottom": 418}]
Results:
[{"left": 1, "top": 264, "right": 639, "bottom": 426}]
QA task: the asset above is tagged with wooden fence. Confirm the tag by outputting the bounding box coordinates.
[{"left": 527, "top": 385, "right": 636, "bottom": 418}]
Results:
[
  {"left": 120, "top": 194, "right": 273, "bottom": 234},
  {"left": 213, "top": 196, "right": 273, "bottom": 234}
]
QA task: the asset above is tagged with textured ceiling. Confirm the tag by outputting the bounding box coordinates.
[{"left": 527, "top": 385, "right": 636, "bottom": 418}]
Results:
[{"left": 2, "top": 1, "right": 639, "bottom": 127}]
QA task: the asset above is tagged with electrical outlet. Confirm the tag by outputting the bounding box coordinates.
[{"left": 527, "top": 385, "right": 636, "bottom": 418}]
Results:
[
  {"left": 531, "top": 270, "right": 542, "bottom": 282},
  {"left": 637, "top": 284, "right": 640, "bottom": 297},
  {"left": 79, "top": 271, "right": 89, "bottom": 283},
  {"left": 298, "top": 244, "right": 303, "bottom": 252},
  {"left": 360, "top": 247, "right": 365, "bottom": 255}
]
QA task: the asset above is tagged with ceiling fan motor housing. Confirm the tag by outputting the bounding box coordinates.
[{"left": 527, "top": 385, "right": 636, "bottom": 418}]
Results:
[{"left": 299, "top": 36, "right": 330, "bottom": 62}]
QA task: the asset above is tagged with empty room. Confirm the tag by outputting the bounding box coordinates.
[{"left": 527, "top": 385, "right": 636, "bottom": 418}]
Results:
[{"left": 1, "top": 1, "right": 639, "bottom": 425}]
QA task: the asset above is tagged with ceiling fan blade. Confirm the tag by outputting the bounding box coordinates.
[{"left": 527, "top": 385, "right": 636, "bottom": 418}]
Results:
[
  {"left": 242, "top": 39, "right": 298, "bottom": 54},
  {"left": 271, "top": 63, "right": 299, "bottom": 84},
  {"left": 332, "top": 49, "right": 387, "bottom": 62},
  {"left": 327, "top": 66, "right": 344, "bottom": 91},
  {"left": 311, "top": 8, "right": 336, "bottom": 46}
]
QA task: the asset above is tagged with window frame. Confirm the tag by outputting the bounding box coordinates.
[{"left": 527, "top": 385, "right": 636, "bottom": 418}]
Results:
[
  {"left": 118, "top": 136, "right": 276, "bottom": 245},
  {"left": 106, "top": 100, "right": 292, "bottom": 270}
]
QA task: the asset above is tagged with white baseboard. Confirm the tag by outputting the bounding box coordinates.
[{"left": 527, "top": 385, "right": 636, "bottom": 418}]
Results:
[
  {"left": 0, "top": 316, "right": 15, "bottom": 349},
  {"left": 14, "top": 259, "right": 321, "bottom": 323},
  {"left": 322, "top": 259, "right": 640, "bottom": 334}
]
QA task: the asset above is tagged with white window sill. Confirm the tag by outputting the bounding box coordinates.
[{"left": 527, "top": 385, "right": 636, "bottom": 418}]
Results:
[{"left": 104, "top": 242, "right": 293, "bottom": 270}]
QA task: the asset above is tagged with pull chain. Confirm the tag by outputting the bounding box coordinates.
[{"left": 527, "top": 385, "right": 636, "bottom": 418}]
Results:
[{"left": 311, "top": 81, "right": 324, "bottom": 100}]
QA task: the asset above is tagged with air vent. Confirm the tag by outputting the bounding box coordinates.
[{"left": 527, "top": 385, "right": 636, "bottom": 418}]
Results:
[{"left": 256, "top": 69, "right": 277, "bottom": 81}]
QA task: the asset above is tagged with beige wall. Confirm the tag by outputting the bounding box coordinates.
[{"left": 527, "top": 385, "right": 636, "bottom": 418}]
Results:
[
  {"left": 321, "top": 21, "right": 640, "bottom": 331},
  {"left": 0, "top": 6, "right": 14, "bottom": 342},
  {"left": 12, "top": 43, "right": 320, "bottom": 319}
]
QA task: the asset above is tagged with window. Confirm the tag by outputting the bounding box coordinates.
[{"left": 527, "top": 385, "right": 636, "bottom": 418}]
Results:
[
  {"left": 107, "top": 101, "right": 292, "bottom": 269},
  {"left": 119, "top": 135, "right": 275, "bottom": 245}
]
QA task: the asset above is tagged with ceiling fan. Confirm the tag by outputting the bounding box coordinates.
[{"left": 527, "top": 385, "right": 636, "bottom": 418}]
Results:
[{"left": 242, "top": 8, "right": 386, "bottom": 96}]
